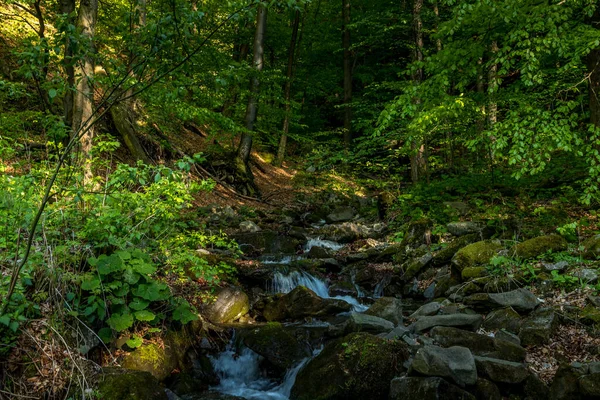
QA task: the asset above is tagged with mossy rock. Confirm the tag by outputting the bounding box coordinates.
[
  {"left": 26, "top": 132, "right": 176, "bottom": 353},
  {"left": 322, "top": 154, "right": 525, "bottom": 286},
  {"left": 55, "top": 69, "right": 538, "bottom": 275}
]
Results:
[
  {"left": 400, "top": 218, "right": 434, "bottom": 249},
  {"left": 431, "top": 234, "right": 479, "bottom": 267},
  {"left": 511, "top": 234, "right": 567, "bottom": 259},
  {"left": 452, "top": 240, "right": 503, "bottom": 274},
  {"left": 582, "top": 235, "right": 600, "bottom": 260},
  {"left": 203, "top": 286, "right": 250, "bottom": 324},
  {"left": 462, "top": 267, "right": 489, "bottom": 280},
  {"left": 240, "top": 323, "right": 311, "bottom": 372},
  {"left": 290, "top": 332, "right": 410, "bottom": 400},
  {"left": 121, "top": 329, "right": 192, "bottom": 381},
  {"left": 581, "top": 304, "right": 600, "bottom": 326},
  {"left": 263, "top": 286, "right": 351, "bottom": 321},
  {"left": 97, "top": 367, "right": 167, "bottom": 400}
]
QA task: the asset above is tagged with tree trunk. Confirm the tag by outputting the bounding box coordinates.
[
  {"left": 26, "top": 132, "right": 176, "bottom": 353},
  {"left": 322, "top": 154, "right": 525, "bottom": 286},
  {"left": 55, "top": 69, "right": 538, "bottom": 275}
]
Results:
[
  {"left": 72, "top": 0, "right": 98, "bottom": 184},
  {"left": 588, "top": 10, "right": 600, "bottom": 128},
  {"left": 410, "top": 0, "right": 426, "bottom": 183},
  {"left": 61, "top": 0, "right": 76, "bottom": 133},
  {"left": 342, "top": 0, "right": 352, "bottom": 148},
  {"left": 237, "top": 5, "right": 267, "bottom": 166},
  {"left": 487, "top": 41, "right": 498, "bottom": 129},
  {"left": 275, "top": 9, "right": 301, "bottom": 166}
]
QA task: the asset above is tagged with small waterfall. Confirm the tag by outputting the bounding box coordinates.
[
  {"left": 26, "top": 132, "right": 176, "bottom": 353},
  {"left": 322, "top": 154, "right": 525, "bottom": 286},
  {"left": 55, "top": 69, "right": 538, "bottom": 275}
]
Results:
[
  {"left": 304, "top": 237, "right": 344, "bottom": 252},
  {"left": 271, "top": 270, "right": 368, "bottom": 312},
  {"left": 210, "top": 340, "right": 318, "bottom": 400},
  {"left": 373, "top": 274, "right": 391, "bottom": 299}
]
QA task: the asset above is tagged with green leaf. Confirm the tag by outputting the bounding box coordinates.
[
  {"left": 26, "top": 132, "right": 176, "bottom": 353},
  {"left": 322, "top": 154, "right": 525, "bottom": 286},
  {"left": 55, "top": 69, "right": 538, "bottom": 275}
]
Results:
[
  {"left": 126, "top": 335, "right": 143, "bottom": 348},
  {"left": 130, "top": 259, "right": 156, "bottom": 275},
  {"left": 129, "top": 298, "right": 150, "bottom": 311},
  {"left": 0, "top": 315, "right": 10, "bottom": 326},
  {"left": 132, "top": 282, "right": 169, "bottom": 301},
  {"left": 134, "top": 310, "right": 156, "bottom": 322},
  {"left": 48, "top": 88, "right": 57, "bottom": 99},
  {"left": 107, "top": 313, "right": 134, "bottom": 332},
  {"left": 9, "top": 321, "right": 19, "bottom": 332},
  {"left": 97, "top": 254, "right": 124, "bottom": 275},
  {"left": 81, "top": 275, "right": 101, "bottom": 291},
  {"left": 98, "top": 327, "right": 113, "bottom": 344},
  {"left": 123, "top": 268, "right": 141, "bottom": 285},
  {"left": 172, "top": 301, "right": 198, "bottom": 324}
]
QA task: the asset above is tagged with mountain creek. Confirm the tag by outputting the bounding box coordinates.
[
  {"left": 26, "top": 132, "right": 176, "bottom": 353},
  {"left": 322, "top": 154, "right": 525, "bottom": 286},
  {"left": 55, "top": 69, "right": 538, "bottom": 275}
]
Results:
[{"left": 97, "top": 209, "right": 600, "bottom": 400}]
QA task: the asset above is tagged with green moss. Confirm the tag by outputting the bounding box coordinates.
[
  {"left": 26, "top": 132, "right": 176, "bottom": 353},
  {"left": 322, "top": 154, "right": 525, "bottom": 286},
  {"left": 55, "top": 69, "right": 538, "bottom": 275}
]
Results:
[
  {"left": 97, "top": 367, "right": 167, "bottom": 400},
  {"left": 452, "top": 241, "right": 504, "bottom": 273},
  {"left": 462, "top": 267, "right": 488, "bottom": 280},
  {"left": 512, "top": 234, "right": 567, "bottom": 259}
]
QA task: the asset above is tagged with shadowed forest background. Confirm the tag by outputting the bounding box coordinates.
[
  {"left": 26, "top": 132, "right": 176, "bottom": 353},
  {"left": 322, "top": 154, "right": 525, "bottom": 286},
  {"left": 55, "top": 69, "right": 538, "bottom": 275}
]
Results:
[{"left": 2, "top": 0, "right": 600, "bottom": 399}]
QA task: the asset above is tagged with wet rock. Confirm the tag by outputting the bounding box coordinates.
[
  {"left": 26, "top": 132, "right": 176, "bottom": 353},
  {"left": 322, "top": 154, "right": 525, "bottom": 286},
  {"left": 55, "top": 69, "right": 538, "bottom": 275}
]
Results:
[
  {"left": 203, "top": 287, "right": 250, "bottom": 324},
  {"left": 482, "top": 308, "right": 522, "bottom": 334},
  {"left": 328, "top": 280, "right": 359, "bottom": 297},
  {"left": 473, "top": 356, "right": 529, "bottom": 384},
  {"left": 430, "top": 327, "right": 526, "bottom": 362},
  {"left": 330, "top": 312, "right": 395, "bottom": 336},
  {"left": 447, "top": 222, "right": 485, "bottom": 237},
  {"left": 263, "top": 286, "right": 351, "bottom": 321},
  {"left": 410, "top": 345, "right": 477, "bottom": 386},
  {"left": 365, "top": 297, "right": 403, "bottom": 325},
  {"left": 306, "top": 246, "right": 333, "bottom": 259},
  {"left": 464, "top": 288, "right": 539, "bottom": 313},
  {"left": 573, "top": 268, "right": 599, "bottom": 283},
  {"left": 326, "top": 207, "right": 356, "bottom": 223},
  {"left": 239, "top": 221, "right": 261, "bottom": 233},
  {"left": 389, "top": 376, "right": 476, "bottom": 400},
  {"left": 511, "top": 234, "right": 567, "bottom": 259},
  {"left": 495, "top": 329, "right": 521, "bottom": 346},
  {"left": 519, "top": 307, "right": 557, "bottom": 346},
  {"left": 240, "top": 323, "right": 311, "bottom": 372},
  {"left": 582, "top": 234, "right": 600, "bottom": 260},
  {"left": 320, "top": 222, "right": 362, "bottom": 243},
  {"left": 402, "top": 252, "right": 434, "bottom": 281},
  {"left": 383, "top": 325, "right": 411, "bottom": 340},
  {"left": 413, "top": 314, "right": 483, "bottom": 333},
  {"left": 97, "top": 367, "right": 168, "bottom": 400},
  {"left": 452, "top": 241, "right": 503, "bottom": 273},
  {"left": 233, "top": 230, "right": 303, "bottom": 255},
  {"left": 183, "top": 393, "right": 245, "bottom": 400},
  {"left": 291, "top": 333, "right": 410, "bottom": 400},
  {"left": 409, "top": 302, "right": 441, "bottom": 318}
]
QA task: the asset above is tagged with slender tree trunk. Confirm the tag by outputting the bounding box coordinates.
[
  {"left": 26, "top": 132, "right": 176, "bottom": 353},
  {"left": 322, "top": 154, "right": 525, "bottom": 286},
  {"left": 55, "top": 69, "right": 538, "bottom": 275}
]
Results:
[
  {"left": 237, "top": 5, "right": 267, "bottom": 166},
  {"left": 275, "top": 9, "right": 301, "bottom": 166},
  {"left": 588, "top": 10, "right": 600, "bottom": 128},
  {"left": 72, "top": 0, "right": 98, "bottom": 184},
  {"left": 342, "top": 0, "right": 352, "bottom": 148},
  {"left": 487, "top": 41, "right": 498, "bottom": 129},
  {"left": 61, "top": 0, "right": 76, "bottom": 133},
  {"left": 410, "top": 0, "right": 426, "bottom": 183}
]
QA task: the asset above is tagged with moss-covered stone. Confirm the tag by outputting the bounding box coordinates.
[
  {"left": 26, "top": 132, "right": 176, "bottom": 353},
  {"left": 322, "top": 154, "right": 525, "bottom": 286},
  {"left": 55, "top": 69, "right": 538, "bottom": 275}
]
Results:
[
  {"left": 400, "top": 218, "right": 434, "bottom": 249},
  {"left": 511, "top": 234, "right": 567, "bottom": 259},
  {"left": 240, "top": 323, "right": 311, "bottom": 372},
  {"left": 581, "top": 304, "right": 600, "bottom": 326},
  {"left": 97, "top": 367, "right": 167, "bottom": 400},
  {"left": 582, "top": 234, "right": 600, "bottom": 260},
  {"left": 290, "top": 333, "right": 410, "bottom": 400},
  {"left": 364, "top": 297, "right": 403, "bottom": 325},
  {"left": 462, "top": 267, "right": 489, "bottom": 280},
  {"left": 431, "top": 234, "right": 479, "bottom": 267},
  {"left": 263, "top": 286, "right": 351, "bottom": 321},
  {"left": 203, "top": 286, "right": 250, "bottom": 324},
  {"left": 452, "top": 241, "right": 503, "bottom": 274}
]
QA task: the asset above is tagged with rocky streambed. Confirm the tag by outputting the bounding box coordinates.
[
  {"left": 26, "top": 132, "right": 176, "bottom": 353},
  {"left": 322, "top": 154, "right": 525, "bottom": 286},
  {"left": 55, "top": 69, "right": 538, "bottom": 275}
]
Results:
[{"left": 97, "top": 213, "right": 600, "bottom": 400}]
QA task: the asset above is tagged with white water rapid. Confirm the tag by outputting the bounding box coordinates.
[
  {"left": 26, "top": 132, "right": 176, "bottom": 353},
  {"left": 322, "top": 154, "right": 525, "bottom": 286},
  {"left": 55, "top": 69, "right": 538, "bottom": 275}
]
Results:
[
  {"left": 210, "top": 341, "right": 317, "bottom": 400},
  {"left": 270, "top": 270, "right": 368, "bottom": 312}
]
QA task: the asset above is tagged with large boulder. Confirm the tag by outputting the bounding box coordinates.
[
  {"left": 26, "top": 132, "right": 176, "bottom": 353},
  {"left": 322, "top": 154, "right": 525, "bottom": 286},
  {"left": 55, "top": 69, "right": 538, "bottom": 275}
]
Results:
[
  {"left": 410, "top": 345, "right": 477, "bottom": 386},
  {"left": 511, "top": 235, "right": 568, "bottom": 259},
  {"left": 121, "top": 329, "right": 192, "bottom": 381},
  {"left": 364, "top": 297, "right": 403, "bottom": 325},
  {"left": 320, "top": 222, "right": 363, "bottom": 243},
  {"left": 519, "top": 307, "right": 557, "bottom": 346},
  {"left": 464, "top": 288, "right": 539, "bottom": 313},
  {"left": 389, "top": 377, "right": 475, "bottom": 400},
  {"left": 431, "top": 234, "right": 479, "bottom": 267},
  {"left": 413, "top": 314, "right": 483, "bottom": 333},
  {"left": 329, "top": 312, "right": 395, "bottom": 336},
  {"left": 291, "top": 333, "right": 410, "bottom": 400},
  {"left": 263, "top": 286, "right": 351, "bottom": 321},
  {"left": 474, "top": 356, "right": 529, "bottom": 385},
  {"left": 430, "top": 327, "right": 526, "bottom": 362},
  {"left": 452, "top": 241, "right": 503, "bottom": 273},
  {"left": 447, "top": 222, "right": 485, "bottom": 237},
  {"left": 203, "top": 287, "right": 249, "bottom": 324},
  {"left": 326, "top": 207, "right": 356, "bottom": 223},
  {"left": 240, "top": 323, "right": 311, "bottom": 373},
  {"left": 97, "top": 367, "right": 168, "bottom": 400},
  {"left": 233, "top": 230, "right": 303, "bottom": 255},
  {"left": 482, "top": 307, "right": 522, "bottom": 334}
]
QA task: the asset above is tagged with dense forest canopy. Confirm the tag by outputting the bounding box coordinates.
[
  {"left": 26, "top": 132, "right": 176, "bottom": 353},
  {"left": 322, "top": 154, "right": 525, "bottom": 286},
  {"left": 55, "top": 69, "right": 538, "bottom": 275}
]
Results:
[{"left": 2, "top": 0, "right": 600, "bottom": 398}]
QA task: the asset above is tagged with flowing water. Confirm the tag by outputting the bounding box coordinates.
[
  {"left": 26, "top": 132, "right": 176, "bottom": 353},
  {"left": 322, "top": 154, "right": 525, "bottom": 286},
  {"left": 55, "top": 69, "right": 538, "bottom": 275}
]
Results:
[{"left": 210, "top": 340, "right": 319, "bottom": 400}]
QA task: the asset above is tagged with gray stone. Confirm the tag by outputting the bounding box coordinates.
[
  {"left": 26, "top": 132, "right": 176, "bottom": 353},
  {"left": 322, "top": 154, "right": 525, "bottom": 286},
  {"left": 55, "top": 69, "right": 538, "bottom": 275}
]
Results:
[
  {"left": 203, "top": 287, "right": 249, "bottom": 323},
  {"left": 410, "top": 345, "right": 477, "bottom": 386},
  {"left": 364, "top": 297, "right": 403, "bottom": 325},
  {"left": 482, "top": 308, "right": 522, "bottom": 334},
  {"left": 413, "top": 314, "right": 483, "bottom": 333},
  {"left": 465, "top": 288, "right": 539, "bottom": 313},
  {"left": 326, "top": 207, "right": 356, "bottom": 223},
  {"left": 306, "top": 246, "right": 333, "bottom": 259},
  {"left": 382, "top": 325, "right": 411, "bottom": 340},
  {"left": 263, "top": 286, "right": 351, "bottom": 321},
  {"left": 430, "top": 326, "right": 526, "bottom": 362},
  {"left": 410, "top": 302, "right": 442, "bottom": 318},
  {"left": 447, "top": 222, "right": 484, "bottom": 236},
  {"left": 389, "top": 377, "right": 476, "bottom": 400},
  {"left": 541, "top": 260, "right": 569, "bottom": 272},
  {"left": 495, "top": 329, "right": 521, "bottom": 346},
  {"left": 239, "top": 220, "right": 261, "bottom": 233},
  {"left": 573, "top": 268, "right": 599, "bottom": 283},
  {"left": 332, "top": 312, "right": 395, "bottom": 335},
  {"left": 474, "top": 356, "right": 529, "bottom": 384},
  {"left": 519, "top": 307, "right": 557, "bottom": 346},
  {"left": 511, "top": 235, "right": 568, "bottom": 259}
]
